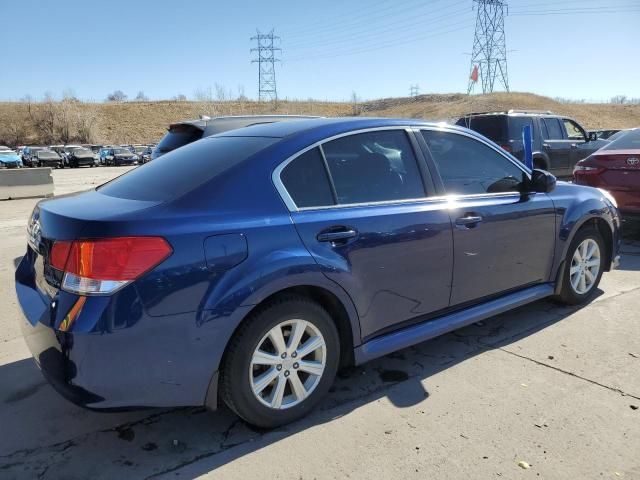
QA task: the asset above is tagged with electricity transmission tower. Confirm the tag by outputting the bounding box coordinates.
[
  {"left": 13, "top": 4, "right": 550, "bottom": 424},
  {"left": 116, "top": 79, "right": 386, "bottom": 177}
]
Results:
[
  {"left": 409, "top": 84, "right": 420, "bottom": 98},
  {"left": 250, "top": 30, "right": 281, "bottom": 102},
  {"left": 467, "top": 0, "right": 510, "bottom": 94}
]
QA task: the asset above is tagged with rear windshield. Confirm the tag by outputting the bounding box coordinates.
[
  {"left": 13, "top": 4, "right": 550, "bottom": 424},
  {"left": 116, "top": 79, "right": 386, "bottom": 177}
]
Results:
[
  {"left": 98, "top": 136, "right": 277, "bottom": 201},
  {"left": 507, "top": 117, "right": 534, "bottom": 141},
  {"left": 156, "top": 124, "right": 203, "bottom": 153},
  {"left": 602, "top": 129, "right": 640, "bottom": 150},
  {"left": 458, "top": 116, "right": 507, "bottom": 142}
]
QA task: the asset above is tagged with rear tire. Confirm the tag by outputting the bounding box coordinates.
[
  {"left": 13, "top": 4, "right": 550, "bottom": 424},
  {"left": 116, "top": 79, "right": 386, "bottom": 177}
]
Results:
[
  {"left": 555, "top": 226, "right": 605, "bottom": 305},
  {"left": 220, "top": 296, "right": 340, "bottom": 428}
]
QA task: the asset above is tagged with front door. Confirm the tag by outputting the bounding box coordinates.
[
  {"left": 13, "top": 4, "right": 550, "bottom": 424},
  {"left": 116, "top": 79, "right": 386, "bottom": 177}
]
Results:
[
  {"left": 420, "top": 129, "right": 556, "bottom": 306},
  {"left": 541, "top": 117, "right": 572, "bottom": 175},
  {"left": 277, "top": 129, "right": 454, "bottom": 340}
]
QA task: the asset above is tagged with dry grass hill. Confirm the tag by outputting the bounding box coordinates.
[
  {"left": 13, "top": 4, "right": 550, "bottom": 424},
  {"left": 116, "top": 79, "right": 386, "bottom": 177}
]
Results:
[{"left": 1, "top": 92, "right": 639, "bottom": 146}]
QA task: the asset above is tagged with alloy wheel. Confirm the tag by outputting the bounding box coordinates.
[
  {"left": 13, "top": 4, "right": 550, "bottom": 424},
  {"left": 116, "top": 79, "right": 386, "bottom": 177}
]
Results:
[
  {"left": 569, "top": 238, "right": 601, "bottom": 295},
  {"left": 249, "top": 319, "right": 326, "bottom": 410}
]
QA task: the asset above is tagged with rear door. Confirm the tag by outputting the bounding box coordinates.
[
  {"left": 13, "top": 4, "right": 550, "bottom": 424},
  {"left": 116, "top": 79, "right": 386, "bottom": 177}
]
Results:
[
  {"left": 541, "top": 117, "right": 571, "bottom": 175},
  {"left": 278, "top": 128, "right": 453, "bottom": 340},
  {"left": 419, "top": 128, "right": 556, "bottom": 306}
]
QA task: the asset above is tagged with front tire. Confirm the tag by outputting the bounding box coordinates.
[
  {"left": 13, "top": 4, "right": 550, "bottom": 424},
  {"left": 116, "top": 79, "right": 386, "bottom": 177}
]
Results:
[
  {"left": 220, "top": 296, "right": 340, "bottom": 428},
  {"left": 555, "top": 226, "right": 605, "bottom": 305}
]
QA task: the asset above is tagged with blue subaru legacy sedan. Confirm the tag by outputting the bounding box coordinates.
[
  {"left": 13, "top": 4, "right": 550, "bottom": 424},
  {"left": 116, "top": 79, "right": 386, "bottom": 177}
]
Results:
[{"left": 15, "top": 118, "right": 621, "bottom": 427}]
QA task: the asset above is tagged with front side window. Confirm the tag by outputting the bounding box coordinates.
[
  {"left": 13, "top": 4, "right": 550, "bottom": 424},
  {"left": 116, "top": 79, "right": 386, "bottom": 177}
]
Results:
[
  {"left": 322, "top": 130, "right": 425, "bottom": 205},
  {"left": 422, "top": 130, "right": 527, "bottom": 196},
  {"left": 563, "top": 119, "right": 585, "bottom": 140},
  {"left": 542, "top": 118, "right": 564, "bottom": 140}
]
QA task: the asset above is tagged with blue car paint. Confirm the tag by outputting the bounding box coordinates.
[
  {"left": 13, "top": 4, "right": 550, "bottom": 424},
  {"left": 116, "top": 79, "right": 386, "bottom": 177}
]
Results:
[
  {"left": 14, "top": 117, "right": 621, "bottom": 410},
  {"left": 0, "top": 151, "right": 23, "bottom": 167}
]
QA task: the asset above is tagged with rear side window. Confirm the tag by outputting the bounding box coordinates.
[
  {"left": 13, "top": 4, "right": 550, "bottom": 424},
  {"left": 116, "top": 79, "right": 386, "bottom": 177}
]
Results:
[
  {"left": 99, "top": 136, "right": 277, "bottom": 201},
  {"left": 459, "top": 116, "right": 508, "bottom": 142},
  {"left": 281, "top": 147, "right": 335, "bottom": 208},
  {"left": 422, "top": 130, "right": 526, "bottom": 195},
  {"left": 542, "top": 118, "right": 563, "bottom": 140},
  {"left": 322, "top": 130, "right": 426, "bottom": 205},
  {"left": 508, "top": 117, "right": 534, "bottom": 141},
  {"left": 156, "top": 124, "right": 203, "bottom": 153}
]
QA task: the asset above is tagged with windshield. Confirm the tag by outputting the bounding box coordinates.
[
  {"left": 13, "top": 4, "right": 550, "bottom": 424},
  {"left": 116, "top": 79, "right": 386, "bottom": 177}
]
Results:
[
  {"left": 99, "top": 136, "right": 277, "bottom": 202},
  {"left": 38, "top": 151, "right": 58, "bottom": 158},
  {"left": 113, "top": 148, "right": 130, "bottom": 155},
  {"left": 602, "top": 129, "right": 640, "bottom": 151},
  {"left": 134, "top": 146, "right": 146, "bottom": 153},
  {"left": 156, "top": 124, "right": 203, "bottom": 153}
]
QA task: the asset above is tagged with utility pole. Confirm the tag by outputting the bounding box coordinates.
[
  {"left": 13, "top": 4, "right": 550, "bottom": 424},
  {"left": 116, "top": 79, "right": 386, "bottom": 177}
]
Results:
[
  {"left": 250, "top": 29, "right": 281, "bottom": 102},
  {"left": 409, "top": 84, "right": 420, "bottom": 98},
  {"left": 467, "top": 0, "right": 510, "bottom": 94}
]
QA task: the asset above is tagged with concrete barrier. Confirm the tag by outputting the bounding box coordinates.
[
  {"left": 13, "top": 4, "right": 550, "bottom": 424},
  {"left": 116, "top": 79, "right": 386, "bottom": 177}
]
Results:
[{"left": 0, "top": 168, "right": 54, "bottom": 200}]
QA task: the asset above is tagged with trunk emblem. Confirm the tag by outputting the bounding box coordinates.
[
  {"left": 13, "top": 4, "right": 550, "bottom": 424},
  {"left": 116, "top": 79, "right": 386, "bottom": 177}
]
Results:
[
  {"left": 28, "top": 211, "right": 42, "bottom": 249},
  {"left": 627, "top": 157, "right": 639, "bottom": 166}
]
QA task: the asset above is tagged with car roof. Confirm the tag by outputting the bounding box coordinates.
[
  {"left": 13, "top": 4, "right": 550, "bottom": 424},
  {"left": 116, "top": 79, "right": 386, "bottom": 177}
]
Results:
[{"left": 215, "top": 117, "right": 462, "bottom": 140}]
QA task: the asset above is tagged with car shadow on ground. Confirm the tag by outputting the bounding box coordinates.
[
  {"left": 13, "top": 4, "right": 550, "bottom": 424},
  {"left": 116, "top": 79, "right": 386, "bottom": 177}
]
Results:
[{"left": 0, "top": 294, "right": 595, "bottom": 479}]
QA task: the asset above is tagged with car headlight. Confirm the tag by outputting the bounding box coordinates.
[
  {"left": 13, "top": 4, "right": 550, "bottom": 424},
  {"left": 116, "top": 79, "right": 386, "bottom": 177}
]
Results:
[{"left": 597, "top": 188, "right": 618, "bottom": 208}]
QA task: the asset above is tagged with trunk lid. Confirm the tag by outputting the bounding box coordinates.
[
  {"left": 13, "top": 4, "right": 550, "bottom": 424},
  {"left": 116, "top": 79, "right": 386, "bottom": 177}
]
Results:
[{"left": 591, "top": 150, "right": 640, "bottom": 190}]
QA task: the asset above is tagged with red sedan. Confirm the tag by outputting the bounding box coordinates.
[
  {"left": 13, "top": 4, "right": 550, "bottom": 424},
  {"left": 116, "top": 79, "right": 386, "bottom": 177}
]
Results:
[{"left": 574, "top": 128, "right": 640, "bottom": 217}]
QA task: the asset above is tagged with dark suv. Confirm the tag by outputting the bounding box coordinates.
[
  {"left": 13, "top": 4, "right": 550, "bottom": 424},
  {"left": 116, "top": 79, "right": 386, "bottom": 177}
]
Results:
[
  {"left": 152, "top": 115, "right": 318, "bottom": 160},
  {"left": 456, "top": 110, "right": 607, "bottom": 177}
]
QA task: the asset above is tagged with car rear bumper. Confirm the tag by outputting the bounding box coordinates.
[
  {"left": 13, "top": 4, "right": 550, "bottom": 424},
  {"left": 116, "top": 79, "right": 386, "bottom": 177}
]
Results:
[{"left": 15, "top": 254, "right": 241, "bottom": 410}]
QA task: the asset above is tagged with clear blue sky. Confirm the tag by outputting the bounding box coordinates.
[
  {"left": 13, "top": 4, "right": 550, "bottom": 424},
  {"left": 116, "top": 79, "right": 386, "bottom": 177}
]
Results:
[{"left": 2, "top": 0, "right": 638, "bottom": 102}]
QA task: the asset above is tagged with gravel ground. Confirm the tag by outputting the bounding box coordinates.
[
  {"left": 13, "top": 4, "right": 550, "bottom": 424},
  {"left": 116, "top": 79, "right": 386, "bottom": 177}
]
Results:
[{"left": 0, "top": 167, "right": 639, "bottom": 479}]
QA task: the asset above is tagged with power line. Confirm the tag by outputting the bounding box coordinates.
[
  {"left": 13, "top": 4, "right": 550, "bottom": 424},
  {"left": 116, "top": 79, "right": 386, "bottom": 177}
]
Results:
[
  {"left": 250, "top": 30, "right": 281, "bottom": 102},
  {"left": 284, "top": 0, "right": 444, "bottom": 39},
  {"left": 467, "top": 0, "right": 509, "bottom": 94},
  {"left": 285, "top": 21, "right": 474, "bottom": 63},
  {"left": 285, "top": 4, "right": 472, "bottom": 53},
  {"left": 511, "top": 6, "right": 640, "bottom": 16}
]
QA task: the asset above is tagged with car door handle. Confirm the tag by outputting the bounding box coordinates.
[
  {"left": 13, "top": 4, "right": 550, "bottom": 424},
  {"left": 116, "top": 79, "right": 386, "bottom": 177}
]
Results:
[
  {"left": 317, "top": 228, "right": 358, "bottom": 243},
  {"left": 570, "top": 143, "right": 578, "bottom": 149},
  {"left": 455, "top": 215, "right": 483, "bottom": 229},
  {"left": 542, "top": 143, "right": 551, "bottom": 148}
]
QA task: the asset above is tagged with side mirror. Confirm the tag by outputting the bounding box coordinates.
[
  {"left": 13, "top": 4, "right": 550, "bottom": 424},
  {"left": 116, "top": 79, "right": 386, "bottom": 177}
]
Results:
[
  {"left": 529, "top": 168, "right": 556, "bottom": 193},
  {"left": 588, "top": 132, "right": 598, "bottom": 142}
]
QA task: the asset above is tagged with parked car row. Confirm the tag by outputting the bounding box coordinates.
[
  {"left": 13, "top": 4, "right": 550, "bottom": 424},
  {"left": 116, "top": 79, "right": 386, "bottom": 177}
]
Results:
[{"left": 11, "top": 143, "right": 157, "bottom": 168}]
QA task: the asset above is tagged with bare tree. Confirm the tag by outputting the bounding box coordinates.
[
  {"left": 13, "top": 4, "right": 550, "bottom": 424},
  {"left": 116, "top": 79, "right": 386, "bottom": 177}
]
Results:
[
  {"left": 135, "top": 91, "right": 148, "bottom": 101},
  {"left": 106, "top": 90, "right": 128, "bottom": 102},
  {"left": 173, "top": 94, "right": 187, "bottom": 101},
  {"left": 75, "top": 104, "right": 99, "bottom": 143},
  {"left": 610, "top": 95, "right": 628, "bottom": 104}
]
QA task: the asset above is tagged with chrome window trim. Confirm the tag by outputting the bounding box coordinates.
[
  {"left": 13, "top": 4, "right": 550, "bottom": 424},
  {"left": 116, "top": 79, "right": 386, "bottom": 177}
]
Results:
[
  {"left": 272, "top": 125, "right": 531, "bottom": 213},
  {"left": 273, "top": 126, "right": 419, "bottom": 212},
  {"left": 416, "top": 124, "right": 533, "bottom": 177}
]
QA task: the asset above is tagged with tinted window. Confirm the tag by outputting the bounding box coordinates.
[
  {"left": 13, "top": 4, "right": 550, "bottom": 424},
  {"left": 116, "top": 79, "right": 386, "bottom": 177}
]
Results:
[
  {"left": 508, "top": 117, "right": 534, "bottom": 141},
  {"left": 281, "top": 147, "right": 335, "bottom": 208},
  {"left": 563, "top": 119, "right": 585, "bottom": 140},
  {"left": 156, "top": 124, "right": 203, "bottom": 153},
  {"left": 542, "top": 118, "right": 563, "bottom": 140},
  {"left": 422, "top": 130, "right": 526, "bottom": 195},
  {"left": 603, "top": 129, "right": 640, "bottom": 150},
  {"left": 99, "top": 136, "right": 276, "bottom": 201},
  {"left": 322, "top": 130, "right": 425, "bottom": 204},
  {"left": 458, "top": 116, "right": 507, "bottom": 142}
]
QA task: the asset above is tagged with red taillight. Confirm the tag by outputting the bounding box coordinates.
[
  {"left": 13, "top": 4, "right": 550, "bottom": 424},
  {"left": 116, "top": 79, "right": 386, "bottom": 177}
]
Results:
[
  {"left": 50, "top": 241, "right": 73, "bottom": 270},
  {"left": 500, "top": 144, "right": 513, "bottom": 153},
  {"left": 50, "top": 237, "right": 172, "bottom": 295}
]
